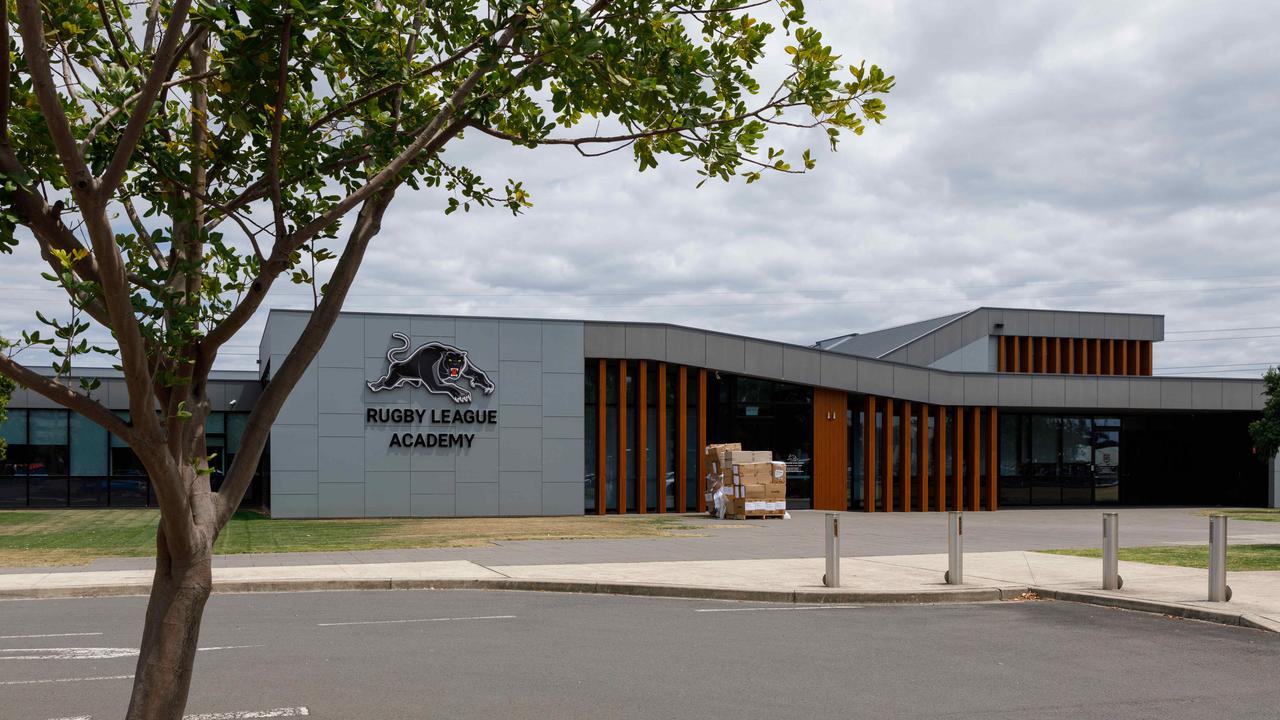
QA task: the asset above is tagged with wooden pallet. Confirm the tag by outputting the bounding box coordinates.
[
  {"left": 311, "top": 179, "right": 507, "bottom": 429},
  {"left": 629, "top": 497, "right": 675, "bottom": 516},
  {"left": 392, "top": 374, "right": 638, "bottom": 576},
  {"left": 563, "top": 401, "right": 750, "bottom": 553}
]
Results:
[{"left": 727, "top": 513, "right": 786, "bottom": 520}]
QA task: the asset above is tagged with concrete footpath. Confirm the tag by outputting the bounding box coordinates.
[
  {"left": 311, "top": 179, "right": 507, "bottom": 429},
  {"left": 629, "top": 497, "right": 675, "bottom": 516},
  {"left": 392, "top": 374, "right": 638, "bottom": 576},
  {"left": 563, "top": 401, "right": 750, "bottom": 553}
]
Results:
[{"left": 2, "top": 549, "right": 1277, "bottom": 634}]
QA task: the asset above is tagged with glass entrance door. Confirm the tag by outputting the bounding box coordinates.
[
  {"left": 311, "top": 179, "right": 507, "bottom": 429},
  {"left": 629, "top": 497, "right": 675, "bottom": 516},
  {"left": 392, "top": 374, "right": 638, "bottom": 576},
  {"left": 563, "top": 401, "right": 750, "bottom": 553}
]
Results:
[{"left": 1092, "top": 419, "right": 1121, "bottom": 503}]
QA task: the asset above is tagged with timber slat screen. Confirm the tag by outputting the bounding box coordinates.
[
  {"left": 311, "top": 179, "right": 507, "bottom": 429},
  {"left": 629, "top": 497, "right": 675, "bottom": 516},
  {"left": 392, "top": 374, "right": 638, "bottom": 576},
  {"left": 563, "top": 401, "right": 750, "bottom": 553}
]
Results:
[
  {"left": 590, "top": 359, "right": 706, "bottom": 515},
  {"left": 997, "top": 336, "right": 1152, "bottom": 376},
  {"left": 860, "top": 396, "right": 999, "bottom": 512}
]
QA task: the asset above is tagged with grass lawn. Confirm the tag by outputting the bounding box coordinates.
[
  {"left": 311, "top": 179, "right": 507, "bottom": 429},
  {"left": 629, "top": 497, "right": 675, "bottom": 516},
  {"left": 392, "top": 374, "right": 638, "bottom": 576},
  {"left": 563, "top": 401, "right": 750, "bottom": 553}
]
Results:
[
  {"left": 0, "top": 509, "right": 699, "bottom": 567},
  {"left": 1043, "top": 544, "right": 1280, "bottom": 572},
  {"left": 1196, "top": 508, "right": 1280, "bottom": 523}
]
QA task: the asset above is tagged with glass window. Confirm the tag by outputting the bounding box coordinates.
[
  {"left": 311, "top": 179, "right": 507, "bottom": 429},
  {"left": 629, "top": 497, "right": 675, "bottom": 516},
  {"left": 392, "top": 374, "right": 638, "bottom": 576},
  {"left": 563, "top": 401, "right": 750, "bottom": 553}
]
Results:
[
  {"left": 27, "top": 410, "right": 68, "bottom": 476},
  {"left": 645, "top": 363, "right": 659, "bottom": 512},
  {"left": 604, "top": 362, "right": 618, "bottom": 512},
  {"left": 226, "top": 413, "right": 247, "bottom": 454},
  {"left": 205, "top": 412, "right": 225, "bottom": 435},
  {"left": 666, "top": 369, "right": 678, "bottom": 511},
  {"left": 70, "top": 413, "right": 109, "bottom": 476},
  {"left": 0, "top": 408, "right": 27, "bottom": 445},
  {"left": 584, "top": 365, "right": 597, "bottom": 513},
  {"left": 685, "top": 375, "right": 697, "bottom": 512},
  {"left": 625, "top": 361, "right": 637, "bottom": 512}
]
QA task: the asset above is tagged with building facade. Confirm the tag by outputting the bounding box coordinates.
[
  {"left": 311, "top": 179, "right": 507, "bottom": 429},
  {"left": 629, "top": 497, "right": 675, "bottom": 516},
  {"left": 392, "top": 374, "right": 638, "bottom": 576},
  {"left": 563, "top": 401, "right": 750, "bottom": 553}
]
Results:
[{"left": 2, "top": 307, "right": 1277, "bottom": 514}]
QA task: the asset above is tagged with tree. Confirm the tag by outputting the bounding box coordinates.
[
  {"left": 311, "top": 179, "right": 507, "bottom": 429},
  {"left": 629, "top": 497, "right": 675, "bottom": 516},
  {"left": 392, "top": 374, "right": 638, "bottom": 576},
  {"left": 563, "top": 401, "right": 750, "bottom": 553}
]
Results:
[
  {"left": 0, "top": 1, "right": 892, "bottom": 717},
  {"left": 0, "top": 340, "right": 11, "bottom": 463},
  {"left": 1250, "top": 367, "right": 1280, "bottom": 459}
]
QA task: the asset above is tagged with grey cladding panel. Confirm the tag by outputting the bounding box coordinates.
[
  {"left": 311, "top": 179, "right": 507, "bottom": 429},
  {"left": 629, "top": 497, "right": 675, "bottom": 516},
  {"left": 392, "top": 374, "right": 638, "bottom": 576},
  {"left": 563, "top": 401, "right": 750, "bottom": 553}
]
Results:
[
  {"left": 1130, "top": 315, "right": 1157, "bottom": 341},
  {"left": 962, "top": 375, "right": 997, "bottom": 405},
  {"left": 1222, "top": 381, "right": 1255, "bottom": 410},
  {"left": 929, "top": 373, "right": 963, "bottom": 406},
  {"left": 1053, "top": 312, "right": 1080, "bottom": 338},
  {"left": 1160, "top": 380, "right": 1193, "bottom": 409},
  {"left": 705, "top": 334, "right": 746, "bottom": 373},
  {"left": 1127, "top": 379, "right": 1158, "bottom": 409},
  {"left": 626, "top": 325, "right": 667, "bottom": 360},
  {"left": 1078, "top": 313, "right": 1105, "bottom": 338},
  {"left": 858, "top": 360, "right": 894, "bottom": 396},
  {"left": 1063, "top": 377, "right": 1098, "bottom": 407},
  {"left": 666, "top": 328, "right": 707, "bottom": 366},
  {"left": 997, "top": 376, "right": 1033, "bottom": 406},
  {"left": 1029, "top": 311, "right": 1053, "bottom": 336},
  {"left": 1104, "top": 314, "right": 1128, "bottom": 338},
  {"left": 500, "top": 321, "right": 543, "bottom": 362},
  {"left": 820, "top": 354, "right": 858, "bottom": 391},
  {"left": 1002, "top": 309, "right": 1029, "bottom": 336},
  {"left": 744, "top": 340, "right": 783, "bottom": 378},
  {"left": 411, "top": 317, "right": 456, "bottom": 338},
  {"left": 320, "top": 316, "right": 365, "bottom": 368},
  {"left": 934, "top": 322, "right": 963, "bottom": 358},
  {"left": 584, "top": 324, "right": 626, "bottom": 358},
  {"left": 1031, "top": 377, "right": 1066, "bottom": 407},
  {"left": 906, "top": 335, "right": 935, "bottom": 366},
  {"left": 455, "top": 319, "right": 501, "bottom": 370},
  {"left": 1191, "top": 380, "right": 1223, "bottom": 410},
  {"left": 1098, "top": 378, "right": 1132, "bottom": 408},
  {"left": 894, "top": 367, "right": 931, "bottom": 403},
  {"left": 782, "top": 347, "right": 821, "bottom": 385},
  {"left": 883, "top": 348, "right": 909, "bottom": 364},
  {"left": 542, "top": 323, "right": 585, "bottom": 373}
]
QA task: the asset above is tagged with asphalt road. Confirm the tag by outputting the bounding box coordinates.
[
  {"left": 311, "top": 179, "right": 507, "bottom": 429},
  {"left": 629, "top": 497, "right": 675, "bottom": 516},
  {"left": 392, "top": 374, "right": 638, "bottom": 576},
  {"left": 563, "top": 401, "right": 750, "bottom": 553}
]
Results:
[{"left": 3, "top": 590, "right": 1279, "bottom": 719}]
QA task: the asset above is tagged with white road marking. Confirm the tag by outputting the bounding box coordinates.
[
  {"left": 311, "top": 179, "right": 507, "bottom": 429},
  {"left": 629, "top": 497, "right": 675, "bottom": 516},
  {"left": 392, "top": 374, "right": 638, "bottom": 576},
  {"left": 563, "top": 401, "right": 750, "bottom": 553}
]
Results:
[
  {"left": 43, "top": 707, "right": 309, "bottom": 720},
  {"left": 183, "top": 707, "right": 309, "bottom": 719},
  {"left": 0, "top": 674, "right": 133, "bottom": 686},
  {"left": 317, "top": 614, "right": 516, "bottom": 627},
  {"left": 695, "top": 604, "right": 863, "bottom": 613},
  {"left": 0, "top": 632, "right": 103, "bottom": 640},
  {"left": 0, "top": 644, "right": 261, "bottom": 661}
]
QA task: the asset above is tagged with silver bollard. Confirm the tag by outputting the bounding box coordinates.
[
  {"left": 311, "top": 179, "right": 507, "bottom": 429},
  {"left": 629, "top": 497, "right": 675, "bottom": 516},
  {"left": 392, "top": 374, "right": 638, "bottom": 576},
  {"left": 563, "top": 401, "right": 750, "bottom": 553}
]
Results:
[
  {"left": 1208, "top": 514, "right": 1232, "bottom": 602},
  {"left": 823, "top": 513, "right": 840, "bottom": 588},
  {"left": 1102, "top": 512, "right": 1123, "bottom": 590},
  {"left": 944, "top": 511, "right": 963, "bottom": 585}
]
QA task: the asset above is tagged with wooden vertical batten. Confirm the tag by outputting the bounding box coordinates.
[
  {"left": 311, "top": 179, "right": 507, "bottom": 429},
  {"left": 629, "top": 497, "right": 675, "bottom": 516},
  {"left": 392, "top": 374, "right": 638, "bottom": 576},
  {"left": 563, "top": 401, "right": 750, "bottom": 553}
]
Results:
[
  {"left": 657, "top": 363, "right": 667, "bottom": 513},
  {"left": 637, "top": 361, "right": 647, "bottom": 514},
  {"left": 618, "top": 360, "right": 628, "bottom": 514},
  {"left": 864, "top": 395, "right": 877, "bottom": 512},
  {"left": 901, "top": 401, "right": 912, "bottom": 512},
  {"left": 883, "top": 398, "right": 895, "bottom": 513},
  {"left": 697, "top": 369, "right": 707, "bottom": 513},
  {"left": 677, "top": 366, "right": 687, "bottom": 513}
]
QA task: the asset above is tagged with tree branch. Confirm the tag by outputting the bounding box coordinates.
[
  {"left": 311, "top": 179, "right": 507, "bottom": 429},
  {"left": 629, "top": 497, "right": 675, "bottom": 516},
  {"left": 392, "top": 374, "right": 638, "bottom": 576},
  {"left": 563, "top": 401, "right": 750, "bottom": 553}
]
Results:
[
  {"left": 79, "top": 70, "right": 218, "bottom": 155},
  {"left": 214, "top": 189, "right": 397, "bottom": 527},
  {"left": 95, "top": 0, "right": 131, "bottom": 68},
  {"left": 14, "top": 0, "right": 95, "bottom": 191},
  {"left": 98, "top": 0, "right": 194, "bottom": 198},
  {"left": 267, "top": 14, "right": 293, "bottom": 242},
  {"left": 0, "top": 355, "right": 132, "bottom": 439}
]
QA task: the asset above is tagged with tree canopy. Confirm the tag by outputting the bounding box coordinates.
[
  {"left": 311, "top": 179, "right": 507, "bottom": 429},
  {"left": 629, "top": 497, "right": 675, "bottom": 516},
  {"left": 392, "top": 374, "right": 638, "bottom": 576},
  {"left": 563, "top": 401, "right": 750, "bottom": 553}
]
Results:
[
  {"left": 0, "top": 1, "right": 892, "bottom": 717},
  {"left": 1249, "top": 367, "right": 1280, "bottom": 459}
]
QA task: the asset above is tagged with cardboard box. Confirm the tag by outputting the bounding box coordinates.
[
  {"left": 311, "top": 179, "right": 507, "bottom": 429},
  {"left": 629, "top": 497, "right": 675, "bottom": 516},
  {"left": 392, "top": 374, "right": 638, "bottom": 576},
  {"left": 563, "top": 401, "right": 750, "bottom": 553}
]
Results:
[
  {"left": 765, "top": 484, "right": 785, "bottom": 499},
  {"left": 726, "top": 450, "right": 771, "bottom": 465},
  {"left": 769, "top": 461, "right": 788, "bottom": 484},
  {"left": 742, "top": 483, "right": 768, "bottom": 499}
]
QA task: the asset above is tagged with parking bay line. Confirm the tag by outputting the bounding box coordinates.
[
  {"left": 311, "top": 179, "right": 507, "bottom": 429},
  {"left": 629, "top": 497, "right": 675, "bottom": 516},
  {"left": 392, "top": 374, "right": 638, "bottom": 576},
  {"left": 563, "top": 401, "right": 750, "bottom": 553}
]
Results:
[
  {"left": 317, "top": 614, "right": 516, "bottom": 627},
  {"left": 2, "top": 674, "right": 134, "bottom": 686},
  {"left": 0, "top": 632, "right": 104, "bottom": 639},
  {"left": 694, "top": 605, "right": 863, "bottom": 613},
  {"left": 44, "top": 708, "right": 309, "bottom": 720}
]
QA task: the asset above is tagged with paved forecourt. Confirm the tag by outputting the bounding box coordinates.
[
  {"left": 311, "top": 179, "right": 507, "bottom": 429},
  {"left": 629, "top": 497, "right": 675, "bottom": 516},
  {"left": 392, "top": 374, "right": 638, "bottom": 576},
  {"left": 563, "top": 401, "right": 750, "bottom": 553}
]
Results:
[
  {"left": 4, "top": 590, "right": 1279, "bottom": 720},
  {"left": 5, "top": 507, "right": 1278, "bottom": 576}
]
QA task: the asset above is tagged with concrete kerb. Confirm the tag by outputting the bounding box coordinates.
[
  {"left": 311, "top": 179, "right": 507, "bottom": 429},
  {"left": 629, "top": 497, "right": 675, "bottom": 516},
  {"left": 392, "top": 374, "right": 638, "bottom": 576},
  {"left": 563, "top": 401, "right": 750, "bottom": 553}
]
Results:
[
  {"left": 0, "top": 575, "right": 1019, "bottom": 605},
  {"left": 1028, "top": 586, "right": 1277, "bottom": 633},
  {"left": 1, "top": 577, "right": 1274, "bottom": 633}
]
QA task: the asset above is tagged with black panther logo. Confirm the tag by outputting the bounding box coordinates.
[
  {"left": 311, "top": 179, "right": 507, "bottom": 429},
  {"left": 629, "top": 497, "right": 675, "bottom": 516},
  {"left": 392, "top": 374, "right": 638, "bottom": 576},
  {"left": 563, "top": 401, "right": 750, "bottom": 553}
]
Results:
[{"left": 366, "top": 333, "right": 495, "bottom": 403}]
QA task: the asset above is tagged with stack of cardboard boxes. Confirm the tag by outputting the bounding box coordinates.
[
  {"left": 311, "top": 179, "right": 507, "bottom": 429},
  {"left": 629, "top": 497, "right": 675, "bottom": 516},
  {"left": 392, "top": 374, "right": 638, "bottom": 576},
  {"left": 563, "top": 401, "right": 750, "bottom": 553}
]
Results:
[{"left": 704, "top": 443, "right": 787, "bottom": 519}]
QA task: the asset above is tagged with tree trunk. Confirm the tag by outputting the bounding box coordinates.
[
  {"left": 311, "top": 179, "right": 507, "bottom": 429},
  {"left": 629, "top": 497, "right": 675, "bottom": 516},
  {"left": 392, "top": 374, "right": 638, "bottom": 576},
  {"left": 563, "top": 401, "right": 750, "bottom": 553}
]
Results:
[{"left": 126, "top": 525, "right": 213, "bottom": 720}]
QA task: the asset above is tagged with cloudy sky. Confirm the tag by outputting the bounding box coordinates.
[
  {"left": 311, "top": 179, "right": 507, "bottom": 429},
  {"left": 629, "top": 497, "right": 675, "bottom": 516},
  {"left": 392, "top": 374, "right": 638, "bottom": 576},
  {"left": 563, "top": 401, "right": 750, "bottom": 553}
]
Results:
[{"left": 3, "top": 0, "right": 1278, "bottom": 377}]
